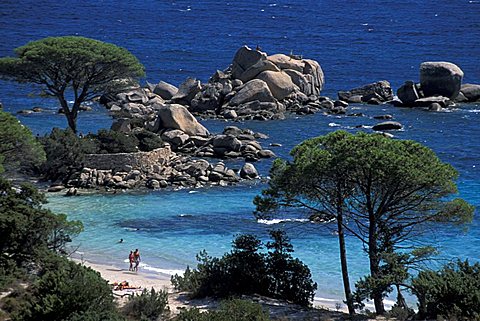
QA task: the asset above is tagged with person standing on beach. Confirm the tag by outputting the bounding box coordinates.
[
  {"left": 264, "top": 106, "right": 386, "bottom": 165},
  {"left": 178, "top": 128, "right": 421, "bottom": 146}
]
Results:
[
  {"left": 134, "top": 249, "right": 141, "bottom": 272},
  {"left": 128, "top": 250, "right": 135, "bottom": 271}
]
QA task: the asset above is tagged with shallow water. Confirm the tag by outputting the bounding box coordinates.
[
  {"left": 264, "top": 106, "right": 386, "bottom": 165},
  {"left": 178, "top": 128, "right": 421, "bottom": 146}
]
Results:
[{"left": 1, "top": 0, "right": 479, "bottom": 305}]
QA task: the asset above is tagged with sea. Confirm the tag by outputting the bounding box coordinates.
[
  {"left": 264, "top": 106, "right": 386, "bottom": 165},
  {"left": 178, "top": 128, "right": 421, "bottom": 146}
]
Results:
[{"left": 1, "top": 0, "right": 479, "bottom": 308}]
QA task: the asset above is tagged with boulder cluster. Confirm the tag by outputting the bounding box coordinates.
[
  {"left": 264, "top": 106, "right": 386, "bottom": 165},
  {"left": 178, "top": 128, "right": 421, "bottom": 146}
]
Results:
[
  {"left": 395, "top": 62, "right": 480, "bottom": 110},
  {"left": 48, "top": 147, "right": 261, "bottom": 195},
  {"left": 102, "top": 46, "right": 348, "bottom": 122}
]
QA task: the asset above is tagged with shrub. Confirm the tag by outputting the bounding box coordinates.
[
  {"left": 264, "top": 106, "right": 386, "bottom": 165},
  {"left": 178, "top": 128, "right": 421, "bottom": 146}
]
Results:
[
  {"left": 412, "top": 260, "right": 480, "bottom": 320},
  {"left": 175, "top": 299, "right": 270, "bottom": 321},
  {"left": 171, "top": 231, "right": 316, "bottom": 307},
  {"left": 40, "top": 128, "right": 97, "bottom": 181},
  {"left": 123, "top": 287, "right": 169, "bottom": 321},
  {"left": 93, "top": 129, "right": 139, "bottom": 154},
  {"left": 134, "top": 130, "right": 163, "bottom": 152},
  {"left": 12, "top": 256, "right": 122, "bottom": 321}
]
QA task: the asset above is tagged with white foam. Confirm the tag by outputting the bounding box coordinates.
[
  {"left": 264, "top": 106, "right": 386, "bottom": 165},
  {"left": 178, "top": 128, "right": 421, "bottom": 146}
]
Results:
[
  {"left": 139, "top": 262, "right": 184, "bottom": 276},
  {"left": 328, "top": 122, "right": 341, "bottom": 127},
  {"left": 257, "top": 218, "right": 309, "bottom": 225}
]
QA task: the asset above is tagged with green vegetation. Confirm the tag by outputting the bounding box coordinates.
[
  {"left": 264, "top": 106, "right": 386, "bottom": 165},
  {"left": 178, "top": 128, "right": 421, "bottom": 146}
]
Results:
[
  {"left": 93, "top": 129, "right": 139, "bottom": 154},
  {"left": 0, "top": 36, "right": 145, "bottom": 132},
  {"left": 175, "top": 299, "right": 270, "bottom": 321},
  {"left": 9, "top": 255, "right": 122, "bottom": 321},
  {"left": 123, "top": 288, "right": 169, "bottom": 321},
  {"left": 254, "top": 130, "right": 474, "bottom": 315},
  {"left": 171, "top": 230, "right": 317, "bottom": 307},
  {"left": 412, "top": 260, "right": 480, "bottom": 320},
  {"left": 0, "top": 108, "right": 45, "bottom": 174},
  {"left": 40, "top": 128, "right": 97, "bottom": 182}
]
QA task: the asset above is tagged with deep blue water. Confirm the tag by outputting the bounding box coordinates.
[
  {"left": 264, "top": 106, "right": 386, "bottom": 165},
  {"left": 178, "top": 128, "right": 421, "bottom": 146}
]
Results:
[{"left": 1, "top": 0, "right": 479, "bottom": 306}]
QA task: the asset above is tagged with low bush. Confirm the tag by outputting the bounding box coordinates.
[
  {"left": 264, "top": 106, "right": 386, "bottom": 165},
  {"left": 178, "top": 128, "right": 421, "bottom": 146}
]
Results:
[
  {"left": 123, "top": 287, "right": 169, "bottom": 321},
  {"left": 175, "top": 299, "right": 270, "bottom": 321},
  {"left": 134, "top": 130, "right": 163, "bottom": 152},
  {"left": 93, "top": 129, "right": 139, "bottom": 154},
  {"left": 412, "top": 260, "right": 480, "bottom": 320},
  {"left": 171, "top": 230, "right": 317, "bottom": 307}
]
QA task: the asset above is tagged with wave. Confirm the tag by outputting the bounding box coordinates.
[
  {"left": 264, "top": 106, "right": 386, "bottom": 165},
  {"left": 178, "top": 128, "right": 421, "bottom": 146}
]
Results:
[
  {"left": 122, "top": 259, "right": 184, "bottom": 276},
  {"left": 328, "top": 122, "right": 341, "bottom": 127},
  {"left": 257, "top": 218, "right": 310, "bottom": 225}
]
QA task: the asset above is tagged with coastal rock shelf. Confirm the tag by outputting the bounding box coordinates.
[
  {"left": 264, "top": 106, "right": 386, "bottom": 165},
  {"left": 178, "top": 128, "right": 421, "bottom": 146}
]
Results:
[{"left": 48, "top": 145, "right": 262, "bottom": 193}]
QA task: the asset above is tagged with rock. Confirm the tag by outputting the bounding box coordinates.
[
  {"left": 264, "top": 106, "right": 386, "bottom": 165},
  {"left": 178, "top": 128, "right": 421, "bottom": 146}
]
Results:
[
  {"left": 373, "top": 115, "right": 393, "bottom": 120},
  {"left": 155, "top": 104, "right": 209, "bottom": 136},
  {"left": 455, "top": 91, "right": 469, "bottom": 103},
  {"left": 397, "top": 81, "right": 420, "bottom": 105},
  {"left": 32, "top": 107, "right": 43, "bottom": 112},
  {"left": 270, "top": 143, "right": 282, "bottom": 147},
  {"left": 17, "top": 109, "right": 33, "bottom": 115},
  {"left": 420, "top": 61, "right": 464, "bottom": 99},
  {"left": 153, "top": 81, "right": 178, "bottom": 100},
  {"left": 240, "top": 163, "right": 258, "bottom": 179},
  {"left": 223, "top": 126, "right": 243, "bottom": 136},
  {"left": 148, "top": 179, "right": 160, "bottom": 189},
  {"left": 372, "top": 121, "right": 403, "bottom": 131},
  {"left": 238, "top": 60, "right": 280, "bottom": 83},
  {"left": 414, "top": 96, "right": 452, "bottom": 108},
  {"left": 65, "top": 187, "right": 78, "bottom": 196},
  {"left": 267, "top": 54, "right": 304, "bottom": 72},
  {"left": 229, "top": 79, "right": 276, "bottom": 106},
  {"left": 460, "top": 84, "right": 480, "bottom": 102},
  {"left": 171, "top": 78, "right": 201, "bottom": 103},
  {"left": 110, "top": 105, "right": 122, "bottom": 112},
  {"left": 124, "top": 88, "right": 149, "bottom": 104},
  {"left": 48, "top": 185, "right": 65, "bottom": 192},
  {"left": 303, "top": 59, "right": 325, "bottom": 95},
  {"left": 161, "top": 129, "right": 190, "bottom": 146},
  {"left": 223, "top": 109, "right": 238, "bottom": 119},
  {"left": 231, "top": 46, "right": 267, "bottom": 79},
  {"left": 256, "top": 70, "right": 298, "bottom": 100},
  {"left": 111, "top": 118, "right": 132, "bottom": 133},
  {"left": 188, "top": 135, "right": 210, "bottom": 147},
  {"left": 334, "top": 100, "right": 348, "bottom": 107},
  {"left": 284, "top": 69, "right": 310, "bottom": 95},
  {"left": 343, "top": 95, "right": 363, "bottom": 103},
  {"left": 429, "top": 102, "right": 443, "bottom": 111},
  {"left": 212, "top": 135, "right": 242, "bottom": 152},
  {"left": 338, "top": 80, "right": 393, "bottom": 102},
  {"left": 79, "top": 105, "right": 92, "bottom": 111},
  {"left": 257, "top": 149, "right": 276, "bottom": 158}
]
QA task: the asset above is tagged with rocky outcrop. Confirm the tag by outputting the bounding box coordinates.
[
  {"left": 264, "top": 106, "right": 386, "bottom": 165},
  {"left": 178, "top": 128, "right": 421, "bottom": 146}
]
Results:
[
  {"left": 420, "top": 62, "right": 463, "bottom": 99},
  {"left": 240, "top": 163, "right": 258, "bottom": 179},
  {"left": 154, "top": 104, "right": 209, "bottom": 137},
  {"left": 396, "top": 81, "right": 420, "bottom": 106},
  {"left": 102, "top": 46, "right": 334, "bottom": 122},
  {"left": 338, "top": 81, "right": 394, "bottom": 104}
]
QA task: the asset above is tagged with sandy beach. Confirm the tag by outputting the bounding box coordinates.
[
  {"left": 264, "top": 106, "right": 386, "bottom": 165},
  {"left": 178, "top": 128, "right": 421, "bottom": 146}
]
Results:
[{"left": 73, "top": 259, "right": 349, "bottom": 319}]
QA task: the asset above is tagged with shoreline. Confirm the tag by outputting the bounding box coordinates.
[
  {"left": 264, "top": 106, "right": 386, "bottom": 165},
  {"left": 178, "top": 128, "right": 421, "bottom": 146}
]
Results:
[{"left": 73, "top": 258, "right": 351, "bottom": 316}]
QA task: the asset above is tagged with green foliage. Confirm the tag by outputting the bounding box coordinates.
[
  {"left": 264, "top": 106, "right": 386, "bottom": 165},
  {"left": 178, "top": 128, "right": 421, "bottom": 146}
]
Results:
[
  {"left": 40, "top": 128, "right": 97, "bottom": 181},
  {"left": 0, "top": 36, "right": 145, "bottom": 132},
  {"left": 171, "top": 231, "right": 316, "bottom": 307},
  {"left": 12, "top": 255, "right": 122, "bottom": 321},
  {"left": 0, "top": 176, "right": 82, "bottom": 269},
  {"left": 134, "top": 130, "right": 164, "bottom": 152},
  {"left": 93, "top": 129, "right": 139, "bottom": 154},
  {"left": 123, "top": 287, "right": 169, "bottom": 321},
  {"left": 175, "top": 299, "right": 270, "bottom": 321},
  {"left": 0, "top": 108, "right": 45, "bottom": 173},
  {"left": 412, "top": 260, "right": 480, "bottom": 320}
]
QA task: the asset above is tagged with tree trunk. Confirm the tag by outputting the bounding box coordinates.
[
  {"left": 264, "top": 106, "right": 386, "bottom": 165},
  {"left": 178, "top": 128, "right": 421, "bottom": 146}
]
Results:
[
  {"left": 368, "top": 222, "right": 385, "bottom": 314},
  {"left": 337, "top": 214, "right": 355, "bottom": 315},
  {"left": 56, "top": 94, "right": 78, "bottom": 133}
]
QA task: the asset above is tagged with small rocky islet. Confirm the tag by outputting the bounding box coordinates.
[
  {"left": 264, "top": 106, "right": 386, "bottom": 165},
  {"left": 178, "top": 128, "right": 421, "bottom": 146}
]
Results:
[{"left": 45, "top": 46, "right": 480, "bottom": 195}]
